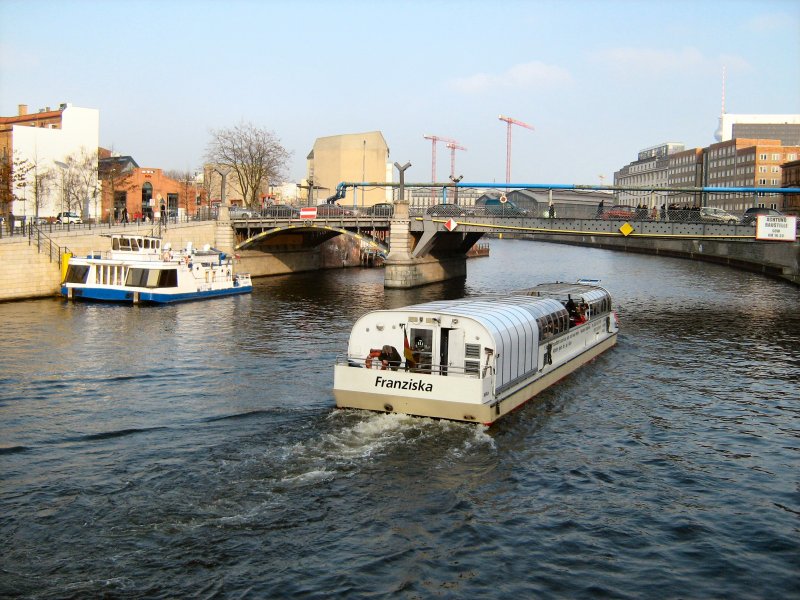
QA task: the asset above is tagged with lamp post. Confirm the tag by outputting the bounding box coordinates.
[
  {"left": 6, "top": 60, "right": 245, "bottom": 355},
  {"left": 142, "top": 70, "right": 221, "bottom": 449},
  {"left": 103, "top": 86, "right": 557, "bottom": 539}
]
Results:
[
  {"left": 214, "top": 166, "right": 232, "bottom": 220},
  {"left": 449, "top": 174, "right": 463, "bottom": 206}
]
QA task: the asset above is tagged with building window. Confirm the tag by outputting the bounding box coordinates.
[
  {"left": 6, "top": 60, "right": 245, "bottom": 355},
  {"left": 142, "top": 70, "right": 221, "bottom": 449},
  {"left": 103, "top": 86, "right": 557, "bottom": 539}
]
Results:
[{"left": 759, "top": 154, "right": 768, "bottom": 160}]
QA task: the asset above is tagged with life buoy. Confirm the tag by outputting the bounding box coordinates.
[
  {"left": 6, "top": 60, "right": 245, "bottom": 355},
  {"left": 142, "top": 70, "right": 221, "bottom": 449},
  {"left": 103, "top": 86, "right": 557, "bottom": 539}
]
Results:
[{"left": 365, "top": 349, "right": 382, "bottom": 369}]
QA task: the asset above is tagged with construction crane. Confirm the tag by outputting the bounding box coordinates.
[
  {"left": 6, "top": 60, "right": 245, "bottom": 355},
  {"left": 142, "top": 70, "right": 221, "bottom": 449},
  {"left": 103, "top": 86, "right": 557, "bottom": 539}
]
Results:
[
  {"left": 498, "top": 115, "right": 534, "bottom": 184},
  {"left": 445, "top": 142, "right": 467, "bottom": 179},
  {"left": 423, "top": 134, "right": 457, "bottom": 183},
  {"left": 423, "top": 134, "right": 458, "bottom": 202}
]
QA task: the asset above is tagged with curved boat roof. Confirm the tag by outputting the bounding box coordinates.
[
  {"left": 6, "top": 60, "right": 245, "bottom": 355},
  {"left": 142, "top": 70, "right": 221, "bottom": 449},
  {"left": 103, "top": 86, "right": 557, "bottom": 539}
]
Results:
[{"left": 402, "top": 295, "right": 569, "bottom": 389}]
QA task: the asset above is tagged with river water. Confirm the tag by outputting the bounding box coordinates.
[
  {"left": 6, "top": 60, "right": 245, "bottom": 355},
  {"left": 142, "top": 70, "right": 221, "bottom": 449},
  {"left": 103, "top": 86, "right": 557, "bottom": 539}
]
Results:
[{"left": 1, "top": 239, "right": 798, "bottom": 599}]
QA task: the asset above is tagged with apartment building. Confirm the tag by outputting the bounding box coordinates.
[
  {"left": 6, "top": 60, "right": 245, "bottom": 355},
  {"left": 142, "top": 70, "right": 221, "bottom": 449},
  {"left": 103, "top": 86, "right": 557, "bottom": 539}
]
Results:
[
  {"left": 613, "top": 143, "right": 684, "bottom": 206},
  {"left": 704, "top": 139, "right": 800, "bottom": 212},
  {"left": 781, "top": 160, "right": 800, "bottom": 216},
  {"left": 667, "top": 148, "right": 704, "bottom": 207},
  {"left": 1, "top": 103, "right": 99, "bottom": 220}
]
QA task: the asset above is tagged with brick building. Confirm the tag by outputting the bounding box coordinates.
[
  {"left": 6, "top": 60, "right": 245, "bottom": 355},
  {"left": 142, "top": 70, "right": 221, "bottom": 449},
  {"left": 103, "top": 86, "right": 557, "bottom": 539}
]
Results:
[
  {"left": 99, "top": 149, "right": 203, "bottom": 222},
  {"left": 781, "top": 159, "right": 800, "bottom": 216}
]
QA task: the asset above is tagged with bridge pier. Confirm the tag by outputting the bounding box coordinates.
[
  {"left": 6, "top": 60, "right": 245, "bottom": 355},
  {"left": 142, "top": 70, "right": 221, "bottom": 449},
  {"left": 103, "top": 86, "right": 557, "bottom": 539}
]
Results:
[{"left": 383, "top": 201, "right": 466, "bottom": 288}]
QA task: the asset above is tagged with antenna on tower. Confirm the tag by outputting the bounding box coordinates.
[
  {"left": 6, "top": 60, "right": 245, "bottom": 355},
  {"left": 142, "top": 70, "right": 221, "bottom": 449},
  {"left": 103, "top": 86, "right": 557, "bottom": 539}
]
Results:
[
  {"left": 714, "top": 66, "right": 727, "bottom": 142},
  {"left": 721, "top": 65, "right": 726, "bottom": 116}
]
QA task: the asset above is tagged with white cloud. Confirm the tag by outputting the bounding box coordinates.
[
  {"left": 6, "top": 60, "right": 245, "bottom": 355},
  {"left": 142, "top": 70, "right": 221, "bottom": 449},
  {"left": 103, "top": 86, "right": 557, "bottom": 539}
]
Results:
[{"left": 448, "top": 60, "right": 573, "bottom": 94}]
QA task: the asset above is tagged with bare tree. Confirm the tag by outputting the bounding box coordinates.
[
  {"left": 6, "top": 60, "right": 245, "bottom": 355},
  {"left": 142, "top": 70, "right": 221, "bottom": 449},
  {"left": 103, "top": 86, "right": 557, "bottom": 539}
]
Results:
[
  {"left": 1, "top": 153, "right": 35, "bottom": 228},
  {"left": 59, "top": 149, "right": 98, "bottom": 217},
  {"left": 205, "top": 122, "right": 291, "bottom": 209},
  {"left": 165, "top": 169, "right": 199, "bottom": 214}
]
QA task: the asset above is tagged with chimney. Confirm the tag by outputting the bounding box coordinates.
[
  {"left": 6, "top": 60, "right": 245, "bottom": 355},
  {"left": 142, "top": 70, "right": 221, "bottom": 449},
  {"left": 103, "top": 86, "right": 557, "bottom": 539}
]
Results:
[{"left": 18, "top": 104, "right": 28, "bottom": 116}]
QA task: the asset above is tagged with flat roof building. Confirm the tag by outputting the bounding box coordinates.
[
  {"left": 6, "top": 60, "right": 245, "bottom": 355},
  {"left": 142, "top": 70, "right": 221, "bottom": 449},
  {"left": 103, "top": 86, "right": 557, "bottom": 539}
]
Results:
[{"left": 305, "top": 131, "right": 391, "bottom": 208}]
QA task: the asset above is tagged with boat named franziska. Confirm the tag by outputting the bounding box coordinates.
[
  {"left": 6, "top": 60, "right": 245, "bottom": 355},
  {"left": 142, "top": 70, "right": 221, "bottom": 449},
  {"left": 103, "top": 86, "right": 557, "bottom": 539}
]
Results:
[
  {"left": 333, "top": 281, "right": 619, "bottom": 425},
  {"left": 61, "top": 233, "right": 252, "bottom": 304}
]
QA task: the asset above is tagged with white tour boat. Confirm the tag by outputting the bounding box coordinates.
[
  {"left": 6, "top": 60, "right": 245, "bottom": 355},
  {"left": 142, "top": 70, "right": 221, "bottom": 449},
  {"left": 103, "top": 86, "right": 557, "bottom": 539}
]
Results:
[
  {"left": 333, "top": 281, "right": 619, "bottom": 425},
  {"left": 61, "top": 233, "right": 252, "bottom": 304}
]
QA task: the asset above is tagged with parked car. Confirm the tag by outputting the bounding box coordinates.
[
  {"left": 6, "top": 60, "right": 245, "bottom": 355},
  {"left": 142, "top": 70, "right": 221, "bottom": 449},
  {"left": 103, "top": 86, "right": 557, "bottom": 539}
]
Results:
[
  {"left": 740, "top": 207, "right": 783, "bottom": 226},
  {"left": 56, "top": 211, "right": 82, "bottom": 224},
  {"left": 695, "top": 207, "right": 739, "bottom": 224},
  {"left": 263, "top": 204, "right": 300, "bottom": 218},
  {"left": 426, "top": 203, "right": 470, "bottom": 217},
  {"left": 601, "top": 205, "right": 638, "bottom": 220},
  {"left": 365, "top": 203, "right": 394, "bottom": 217},
  {"left": 316, "top": 203, "right": 354, "bottom": 217}
]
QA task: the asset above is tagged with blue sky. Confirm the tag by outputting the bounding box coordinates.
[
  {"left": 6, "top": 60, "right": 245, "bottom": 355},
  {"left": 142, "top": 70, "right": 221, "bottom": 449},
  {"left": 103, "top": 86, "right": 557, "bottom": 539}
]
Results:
[{"left": 1, "top": 0, "right": 798, "bottom": 186}]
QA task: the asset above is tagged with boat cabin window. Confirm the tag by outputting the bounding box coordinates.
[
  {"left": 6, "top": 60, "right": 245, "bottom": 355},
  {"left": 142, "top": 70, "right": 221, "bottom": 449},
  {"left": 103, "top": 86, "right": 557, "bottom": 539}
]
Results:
[
  {"left": 537, "top": 309, "right": 569, "bottom": 339},
  {"left": 64, "top": 264, "right": 89, "bottom": 284},
  {"left": 125, "top": 268, "right": 178, "bottom": 288},
  {"left": 409, "top": 328, "right": 433, "bottom": 373}
]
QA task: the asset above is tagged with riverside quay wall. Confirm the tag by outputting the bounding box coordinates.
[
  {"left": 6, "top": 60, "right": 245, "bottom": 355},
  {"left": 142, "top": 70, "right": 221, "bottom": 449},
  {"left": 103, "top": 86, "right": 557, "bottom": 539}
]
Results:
[{"left": 530, "top": 233, "right": 800, "bottom": 286}]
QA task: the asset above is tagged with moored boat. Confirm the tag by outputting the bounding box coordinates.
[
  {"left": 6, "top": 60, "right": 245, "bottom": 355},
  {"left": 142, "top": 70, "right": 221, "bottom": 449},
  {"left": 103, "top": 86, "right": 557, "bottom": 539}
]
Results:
[
  {"left": 333, "top": 281, "right": 619, "bottom": 425},
  {"left": 61, "top": 234, "right": 252, "bottom": 304}
]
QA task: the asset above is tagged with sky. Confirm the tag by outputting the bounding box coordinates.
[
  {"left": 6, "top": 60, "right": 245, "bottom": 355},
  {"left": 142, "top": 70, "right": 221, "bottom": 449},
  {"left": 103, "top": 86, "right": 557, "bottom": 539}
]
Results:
[{"left": 1, "top": 0, "right": 798, "bottom": 187}]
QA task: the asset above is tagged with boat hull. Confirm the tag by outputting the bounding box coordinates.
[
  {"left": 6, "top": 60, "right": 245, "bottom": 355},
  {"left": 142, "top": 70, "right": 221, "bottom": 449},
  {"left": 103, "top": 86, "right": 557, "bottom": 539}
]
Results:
[
  {"left": 334, "top": 333, "right": 617, "bottom": 425},
  {"left": 61, "top": 284, "right": 252, "bottom": 304}
]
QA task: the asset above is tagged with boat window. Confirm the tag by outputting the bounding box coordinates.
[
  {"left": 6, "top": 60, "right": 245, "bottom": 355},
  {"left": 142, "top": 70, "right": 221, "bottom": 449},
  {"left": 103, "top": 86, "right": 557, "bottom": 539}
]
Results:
[
  {"left": 410, "top": 328, "right": 433, "bottom": 373},
  {"left": 112, "top": 238, "right": 120, "bottom": 250},
  {"left": 64, "top": 265, "right": 89, "bottom": 284},
  {"left": 130, "top": 238, "right": 140, "bottom": 251},
  {"left": 158, "top": 269, "right": 178, "bottom": 288}
]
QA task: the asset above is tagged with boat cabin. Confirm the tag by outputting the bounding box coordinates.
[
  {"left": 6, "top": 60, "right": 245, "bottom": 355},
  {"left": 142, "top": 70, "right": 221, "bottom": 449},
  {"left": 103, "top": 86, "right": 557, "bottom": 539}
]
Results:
[{"left": 344, "top": 283, "right": 614, "bottom": 393}]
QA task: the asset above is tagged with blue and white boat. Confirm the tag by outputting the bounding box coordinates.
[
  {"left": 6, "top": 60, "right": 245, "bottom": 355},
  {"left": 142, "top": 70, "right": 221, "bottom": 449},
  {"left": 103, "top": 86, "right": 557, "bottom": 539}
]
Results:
[{"left": 61, "top": 234, "right": 252, "bottom": 304}]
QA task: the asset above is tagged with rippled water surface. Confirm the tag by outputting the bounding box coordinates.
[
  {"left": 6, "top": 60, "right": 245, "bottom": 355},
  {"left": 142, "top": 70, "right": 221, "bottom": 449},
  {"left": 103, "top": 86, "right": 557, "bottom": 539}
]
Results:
[{"left": 1, "top": 240, "right": 798, "bottom": 599}]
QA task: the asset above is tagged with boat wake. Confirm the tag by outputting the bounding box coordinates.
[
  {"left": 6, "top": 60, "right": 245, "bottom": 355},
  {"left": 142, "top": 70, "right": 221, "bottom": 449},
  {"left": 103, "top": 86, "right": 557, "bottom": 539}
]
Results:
[{"left": 273, "top": 411, "right": 495, "bottom": 487}]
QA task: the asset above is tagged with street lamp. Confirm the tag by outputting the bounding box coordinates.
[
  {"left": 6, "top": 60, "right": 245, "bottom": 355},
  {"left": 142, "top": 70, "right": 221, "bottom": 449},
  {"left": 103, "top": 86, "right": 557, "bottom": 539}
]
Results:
[{"left": 449, "top": 174, "right": 463, "bottom": 206}]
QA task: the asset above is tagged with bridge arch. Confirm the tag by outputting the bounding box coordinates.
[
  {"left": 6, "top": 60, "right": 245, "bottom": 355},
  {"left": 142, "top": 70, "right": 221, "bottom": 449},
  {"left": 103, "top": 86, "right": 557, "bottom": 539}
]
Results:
[{"left": 234, "top": 223, "right": 389, "bottom": 255}]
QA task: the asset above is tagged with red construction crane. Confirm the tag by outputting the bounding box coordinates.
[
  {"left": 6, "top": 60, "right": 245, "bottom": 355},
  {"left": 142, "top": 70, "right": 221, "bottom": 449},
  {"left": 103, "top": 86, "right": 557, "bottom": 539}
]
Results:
[
  {"left": 498, "top": 115, "right": 534, "bottom": 184},
  {"left": 423, "top": 134, "right": 457, "bottom": 183},
  {"left": 445, "top": 142, "right": 467, "bottom": 179}
]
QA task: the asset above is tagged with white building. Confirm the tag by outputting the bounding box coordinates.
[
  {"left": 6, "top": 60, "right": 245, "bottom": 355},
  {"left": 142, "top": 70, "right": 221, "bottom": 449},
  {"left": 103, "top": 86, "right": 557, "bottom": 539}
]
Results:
[{"left": 7, "top": 103, "right": 100, "bottom": 220}]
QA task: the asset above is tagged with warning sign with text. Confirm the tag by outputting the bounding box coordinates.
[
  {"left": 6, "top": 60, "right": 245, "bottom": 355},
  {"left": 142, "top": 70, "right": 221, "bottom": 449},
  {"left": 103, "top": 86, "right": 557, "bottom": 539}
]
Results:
[{"left": 756, "top": 215, "right": 797, "bottom": 241}]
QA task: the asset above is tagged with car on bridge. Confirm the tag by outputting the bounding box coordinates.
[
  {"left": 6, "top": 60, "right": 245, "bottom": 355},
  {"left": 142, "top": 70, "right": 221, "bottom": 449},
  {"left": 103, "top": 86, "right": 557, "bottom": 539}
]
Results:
[
  {"left": 695, "top": 207, "right": 739, "bottom": 225},
  {"left": 229, "top": 206, "right": 258, "bottom": 219},
  {"left": 426, "top": 203, "right": 472, "bottom": 217},
  {"left": 740, "top": 207, "right": 784, "bottom": 226},
  {"left": 481, "top": 197, "right": 528, "bottom": 216},
  {"left": 263, "top": 204, "right": 300, "bottom": 218},
  {"left": 364, "top": 203, "right": 394, "bottom": 217},
  {"left": 601, "top": 205, "right": 638, "bottom": 220},
  {"left": 316, "top": 203, "right": 355, "bottom": 217}
]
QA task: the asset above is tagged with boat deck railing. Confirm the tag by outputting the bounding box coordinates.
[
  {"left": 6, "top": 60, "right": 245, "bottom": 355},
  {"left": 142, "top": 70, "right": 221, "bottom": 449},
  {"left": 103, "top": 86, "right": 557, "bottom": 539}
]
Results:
[{"left": 337, "top": 355, "right": 484, "bottom": 378}]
